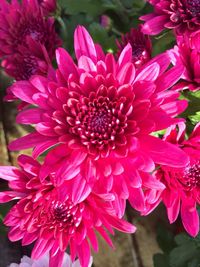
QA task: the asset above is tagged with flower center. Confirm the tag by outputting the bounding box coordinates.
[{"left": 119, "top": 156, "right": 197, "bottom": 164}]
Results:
[
  {"left": 132, "top": 46, "right": 149, "bottom": 67},
  {"left": 15, "top": 19, "right": 46, "bottom": 45},
  {"left": 19, "top": 56, "right": 38, "bottom": 80},
  {"left": 69, "top": 93, "right": 127, "bottom": 157},
  {"left": 51, "top": 201, "right": 82, "bottom": 227},
  {"left": 187, "top": 0, "right": 200, "bottom": 16},
  {"left": 180, "top": 161, "right": 200, "bottom": 190}
]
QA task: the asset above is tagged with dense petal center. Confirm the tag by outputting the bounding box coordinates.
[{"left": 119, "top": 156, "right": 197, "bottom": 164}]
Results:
[
  {"left": 65, "top": 86, "right": 131, "bottom": 158},
  {"left": 49, "top": 200, "right": 83, "bottom": 229},
  {"left": 186, "top": 0, "right": 200, "bottom": 16},
  {"left": 181, "top": 161, "right": 200, "bottom": 190}
]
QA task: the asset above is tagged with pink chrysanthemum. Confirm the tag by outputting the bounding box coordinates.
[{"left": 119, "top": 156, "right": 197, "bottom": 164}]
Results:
[
  {"left": 2, "top": 44, "right": 52, "bottom": 81},
  {"left": 116, "top": 26, "right": 152, "bottom": 68},
  {"left": 0, "top": 0, "right": 60, "bottom": 59},
  {"left": 152, "top": 122, "right": 200, "bottom": 237},
  {"left": 168, "top": 34, "right": 200, "bottom": 91},
  {"left": 9, "top": 252, "right": 93, "bottom": 267},
  {"left": 0, "top": 155, "right": 135, "bottom": 267},
  {"left": 9, "top": 26, "right": 189, "bottom": 215},
  {"left": 141, "top": 0, "right": 200, "bottom": 35}
]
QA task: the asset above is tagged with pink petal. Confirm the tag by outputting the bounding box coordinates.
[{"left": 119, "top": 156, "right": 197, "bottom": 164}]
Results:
[
  {"left": 181, "top": 201, "right": 199, "bottom": 237},
  {"left": 155, "top": 65, "right": 185, "bottom": 92},
  {"left": 77, "top": 239, "right": 91, "bottom": 267},
  {"left": 32, "top": 139, "right": 58, "bottom": 158},
  {"left": 32, "top": 238, "right": 53, "bottom": 259},
  {"left": 140, "top": 135, "right": 189, "bottom": 168},
  {"left": 16, "top": 108, "right": 43, "bottom": 124},
  {"left": 30, "top": 75, "right": 48, "bottom": 93},
  {"left": 167, "top": 196, "right": 180, "bottom": 223},
  {"left": 117, "top": 62, "right": 135, "bottom": 85},
  {"left": 135, "top": 62, "right": 160, "bottom": 82},
  {"left": 49, "top": 249, "right": 65, "bottom": 267},
  {"left": 105, "top": 214, "right": 136, "bottom": 233},
  {"left": 142, "top": 15, "right": 168, "bottom": 35},
  {"left": 8, "top": 132, "right": 52, "bottom": 151},
  {"left": 128, "top": 187, "right": 145, "bottom": 211},
  {"left": 78, "top": 55, "right": 97, "bottom": 72},
  {"left": 74, "top": 25, "right": 97, "bottom": 63},
  {"left": 10, "top": 81, "right": 36, "bottom": 104},
  {"left": 117, "top": 43, "right": 132, "bottom": 71},
  {"left": 0, "top": 166, "right": 21, "bottom": 181},
  {"left": 56, "top": 48, "right": 78, "bottom": 81}
]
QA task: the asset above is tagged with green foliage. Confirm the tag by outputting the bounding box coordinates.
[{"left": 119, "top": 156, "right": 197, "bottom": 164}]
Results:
[
  {"left": 58, "top": 0, "right": 105, "bottom": 16},
  {"left": 154, "top": 227, "right": 200, "bottom": 267}
]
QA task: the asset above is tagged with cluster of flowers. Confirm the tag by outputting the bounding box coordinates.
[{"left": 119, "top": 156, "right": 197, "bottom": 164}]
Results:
[{"left": 0, "top": 0, "right": 200, "bottom": 266}]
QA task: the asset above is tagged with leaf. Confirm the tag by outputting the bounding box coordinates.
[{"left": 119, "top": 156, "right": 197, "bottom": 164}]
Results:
[
  {"left": 153, "top": 253, "right": 171, "bottom": 267},
  {"left": 169, "top": 242, "right": 198, "bottom": 267},
  {"left": 174, "top": 233, "right": 192, "bottom": 245},
  {"left": 58, "top": 0, "right": 105, "bottom": 16},
  {"left": 189, "top": 111, "right": 200, "bottom": 125},
  {"left": 156, "top": 224, "right": 176, "bottom": 253},
  {"left": 89, "top": 22, "right": 116, "bottom": 52}
]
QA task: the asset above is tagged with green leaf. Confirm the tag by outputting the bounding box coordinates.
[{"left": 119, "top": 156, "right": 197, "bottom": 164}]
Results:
[
  {"left": 58, "top": 0, "right": 105, "bottom": 16},
  {"left": 169, "top": 242, "right": 198, "bottom": 267},
  {"left": 187, "top": 258, "right": 200, "bottom": 267},
  {"left": 89, "top": 23, "right": 116, "bottom": 52},
  {"left": 174, "top": 233, "right": 192, "bottom": 245},
  {"left": 153, "top": 253, "right": 170, "bottom": 267},
  {"left": 156, "top": 224, "right": 176, "bottom": 253}
]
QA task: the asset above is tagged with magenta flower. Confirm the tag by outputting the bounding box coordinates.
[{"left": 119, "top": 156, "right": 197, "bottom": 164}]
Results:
[
  {"left": 9, "top": 26, "right": 188, "bottom": 215},
  {"left": 0, "top": 155, "right": 135, "bottom": 267},
  {"left": 0, "top": 0, "right": 60, "bottom": 59},
  {"left": 153, "top": 123, "right": 200, "bottom": 237},
  {"left": 116, "top": 26, "right": 152, "bottom": 68},
  {"left": 9, "top": 252, "right": 93, "bottom": 267},
  {"left": 141, "top": 0, "right": 200, "bottom": 35},
  {"left": 2, "top": 44, "right": 52, "bottom": 81},
  {"left": 169, "top": 34, "right": 200, "bottom": 91}
]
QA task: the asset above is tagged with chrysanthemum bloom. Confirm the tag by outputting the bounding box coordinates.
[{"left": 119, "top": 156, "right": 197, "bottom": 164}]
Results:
[
  {"left": 141, "top": 0, "right": 200, "bottom": 35},
  {"left": 0, "top": 0, "right": 60, "bottom": 59},
  {"left": 116, "top": 26, "right": 152, "bottom": 68},
  {"left": 9, "top": 252, "right": 93, "bottom": 267},
  {"left": 2, "top": 44, "right": 52, "bottom": 81},
  {"left": 37, "top": 0, "right": 57, "bottom": 16},
  {"left": 9, "top": 26, "right": 189, "bottom": 215},
  {"left": 0, "top": 155, "right": 135, "bottom": 267},
  {"left": 152, "top": 122, "right": 200, "bottom": 237},
  {"left": 168, "top": 34, "right": 200, "bottom": 91}
]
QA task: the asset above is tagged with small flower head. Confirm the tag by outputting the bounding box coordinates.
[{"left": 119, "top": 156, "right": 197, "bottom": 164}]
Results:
[
  {"left": 169, "top": 34, "right": 200, "bottom": 91},
  {"left": 0, "top": 0, "right": 60, "bottom": 59},
  {"left": 0, "top": 155, "right": 135, "bottom": 267},
  {"left": 2, "top": 45, "right": 51, "bottom": 81},
  {"left": 153, "top": 122, "right": 200, "bottom": 237},
  {"left": 116, "top": 26, "right": 152, "bottom": 68},
  {"left": 141, "top": 0, "right": 200, "bottom": 35}
]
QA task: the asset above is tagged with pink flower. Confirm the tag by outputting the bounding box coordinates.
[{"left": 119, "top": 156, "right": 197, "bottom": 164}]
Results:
[
  {"left": 9, "top": 26, "right": 188, "bottom": 215},
  {"left": 37, "top": 0, "right": 57, "bottom": 16},
  {"left": 9, "top": 252, "right": 93, "bottom": 267},
  {"left": 0, "top": 0, "right": 60, "bottom": 59},
  {"left": 153, "top": 123, "right": 200, "bottom": 237},
  {"left": 2, "top": 44, "right": 52, "bottom": 81},
  {"left": 116, "top": 26, "right": 152, "bottom": 68},
  {"left": 141, "top": 0, "right": 200, "bottom": 35},
  {"left": 168, "top": 34, "right": 200, "bottom": 91},
  {"left": 0, "top": 155, "right": 135, "bottom": 267}
]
